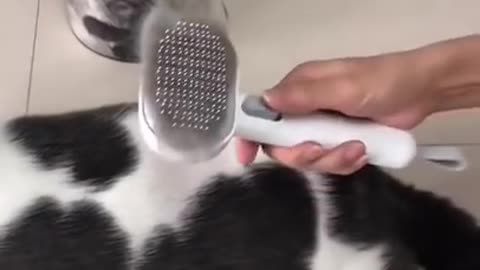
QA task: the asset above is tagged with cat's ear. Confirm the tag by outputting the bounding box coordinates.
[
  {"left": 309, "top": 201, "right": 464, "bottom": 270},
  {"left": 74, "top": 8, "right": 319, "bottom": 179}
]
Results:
[{"left": 83, "top": 16, "right": 130, "bottom": 41}]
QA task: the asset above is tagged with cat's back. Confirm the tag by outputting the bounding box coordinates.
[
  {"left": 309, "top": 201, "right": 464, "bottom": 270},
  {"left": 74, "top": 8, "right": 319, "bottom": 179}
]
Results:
[
  {"left": 0, "top": 104, "right": 322, "bottom": 270},
  {"left": 3, "top": 103, "right": 474, "bottom": 270}
]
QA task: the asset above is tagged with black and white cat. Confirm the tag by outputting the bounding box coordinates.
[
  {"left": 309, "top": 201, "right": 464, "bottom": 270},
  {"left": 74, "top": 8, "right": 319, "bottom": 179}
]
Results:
[{"left": 0, "top": 102, "right": 478, "bottom": 270}]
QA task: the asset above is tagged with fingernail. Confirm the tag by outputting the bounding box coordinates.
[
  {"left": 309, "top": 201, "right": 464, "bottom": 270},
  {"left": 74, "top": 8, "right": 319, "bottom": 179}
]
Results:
[
  {"left": 262, "top": 91, "right": 273, "bottom": 106},
  {"left": 350, "top": 155, "right": 369, "bottom": 170},
  {"left": 304, "top": 145, "right": 324, "bottom": 162},
  {"left": 344, "top": 142, "right": 365, "bottom": 162},
  {"left": 263, "top": 88, "right": 281, "bottom": 105},
  {"left": 356, "top": 155, "right": 369, "bottom": 166}
]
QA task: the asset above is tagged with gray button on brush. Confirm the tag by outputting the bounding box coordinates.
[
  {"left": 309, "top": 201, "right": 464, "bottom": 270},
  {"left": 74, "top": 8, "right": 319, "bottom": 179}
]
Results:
[{"left": 241, "top": 95, "right": 282, "bottom": 121}]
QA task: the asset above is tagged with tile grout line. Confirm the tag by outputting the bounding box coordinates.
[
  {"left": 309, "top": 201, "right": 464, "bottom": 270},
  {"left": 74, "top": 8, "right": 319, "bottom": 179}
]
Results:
[{"left": 25, "top": 0, "right": 41, "bottom": 115}]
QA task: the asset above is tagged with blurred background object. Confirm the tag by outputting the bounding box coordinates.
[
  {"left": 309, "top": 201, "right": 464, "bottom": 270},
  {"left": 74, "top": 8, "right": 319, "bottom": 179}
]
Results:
[{"left": 65, "top": 0, "right": 228, "bottom": 62}]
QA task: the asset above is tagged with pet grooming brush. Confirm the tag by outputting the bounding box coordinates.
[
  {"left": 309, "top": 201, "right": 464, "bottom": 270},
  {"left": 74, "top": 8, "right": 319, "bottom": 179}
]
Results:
[{"left": 138, "top": 3, "right": 466, "bottom": 170}]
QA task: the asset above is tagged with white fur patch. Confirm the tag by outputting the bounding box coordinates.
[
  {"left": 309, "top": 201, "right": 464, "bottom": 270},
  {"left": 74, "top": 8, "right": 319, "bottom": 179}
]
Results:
[
  {"left": 0, "top": 127, "right": 89, "bottom": 231},
  {"left": 306, "top": 173, "right": 387, "bottom": 270},
  {"left": 93, "top": 113, "right": 243, "bottom": 251}
]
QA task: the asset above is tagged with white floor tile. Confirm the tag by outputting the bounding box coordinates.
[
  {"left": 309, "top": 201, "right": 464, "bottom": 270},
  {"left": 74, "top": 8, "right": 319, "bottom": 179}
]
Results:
[
  {"left": 0, "top": 0, "right": 38, "bottom": 118},
  {"left": 29, "top": 0, "right": 139, "bottom": 115}
]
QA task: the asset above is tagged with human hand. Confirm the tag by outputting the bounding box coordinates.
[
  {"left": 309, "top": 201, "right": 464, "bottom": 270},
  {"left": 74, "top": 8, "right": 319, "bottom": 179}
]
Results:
[{"left": 236, "top": 52, "right": 437, "bottom": 174}]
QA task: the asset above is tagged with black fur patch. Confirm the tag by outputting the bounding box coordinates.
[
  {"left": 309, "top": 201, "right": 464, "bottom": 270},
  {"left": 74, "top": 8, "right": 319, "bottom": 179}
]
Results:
[
  {"left": 326, "top": 165, "right": 480, "bottom": 270},
  {"left": 7, "top": 104, "right": 138, "bottom": 191},
  {"left": 139, "top": 164, "right": 317, "bottom": 270},
  {"left": 0, "top": 198, "right": 130, "bottom": 270}
]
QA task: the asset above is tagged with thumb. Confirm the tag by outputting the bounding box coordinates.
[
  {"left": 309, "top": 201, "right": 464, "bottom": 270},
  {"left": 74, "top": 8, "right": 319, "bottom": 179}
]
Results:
[{"left": 263, "top": 78, "right": 352, "bottom": 115}]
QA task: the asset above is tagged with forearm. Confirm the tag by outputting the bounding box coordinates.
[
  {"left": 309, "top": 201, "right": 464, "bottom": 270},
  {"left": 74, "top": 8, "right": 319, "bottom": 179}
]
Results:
[{"left": 410, "top": 35, "right": 480, "bottom": 112}]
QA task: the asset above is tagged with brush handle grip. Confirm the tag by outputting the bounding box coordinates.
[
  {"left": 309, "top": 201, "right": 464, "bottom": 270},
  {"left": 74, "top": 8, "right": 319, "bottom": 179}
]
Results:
[{"left": 235, "top": 95, "right": 417, "bottom": 169}]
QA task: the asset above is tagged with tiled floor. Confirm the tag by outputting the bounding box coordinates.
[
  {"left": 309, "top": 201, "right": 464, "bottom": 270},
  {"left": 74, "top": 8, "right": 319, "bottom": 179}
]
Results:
[
  {"left": 29, "top": 0, "right": 140, "bottom": 114},
  {"left": 2, "top": 0, "right": 480, "bottom": 216},
  {"left": 0, "top": 0, "right": 38, "bottom": 117}
]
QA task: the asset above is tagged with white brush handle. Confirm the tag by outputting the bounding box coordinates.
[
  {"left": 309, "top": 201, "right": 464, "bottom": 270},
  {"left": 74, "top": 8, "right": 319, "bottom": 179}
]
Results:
[{"left": 235, "top": 95, "right": 417, "bottom": 169}]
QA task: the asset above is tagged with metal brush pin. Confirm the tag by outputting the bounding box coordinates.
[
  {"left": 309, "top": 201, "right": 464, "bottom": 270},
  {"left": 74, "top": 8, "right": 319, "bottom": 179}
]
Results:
[
  {"left": 138, "top": 2, "right": 466, "bottom": 170},
  {"left": 139, "top": 1, "right": 236, "bottom": 162}
]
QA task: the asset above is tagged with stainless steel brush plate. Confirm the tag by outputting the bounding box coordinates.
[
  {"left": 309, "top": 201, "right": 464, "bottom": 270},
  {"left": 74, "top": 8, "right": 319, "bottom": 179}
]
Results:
[{"left": 139, "top": 15, "right": 237, "bottom": 162}]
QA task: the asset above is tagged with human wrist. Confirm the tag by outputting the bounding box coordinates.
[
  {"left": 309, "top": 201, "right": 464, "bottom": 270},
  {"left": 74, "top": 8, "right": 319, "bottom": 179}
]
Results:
[{"left": 410, "top": 35, "right": 480, "bottom": 113}]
